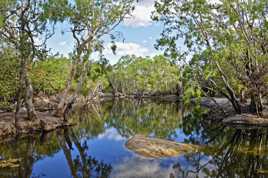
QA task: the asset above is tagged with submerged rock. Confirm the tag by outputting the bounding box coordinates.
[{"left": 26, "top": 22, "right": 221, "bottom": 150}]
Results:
[
  {"left": 125, "top": 135, "right": 200, "bottom": 158},
  {"left": 0, "top": 158, "right": 21, "bottom": 168}
]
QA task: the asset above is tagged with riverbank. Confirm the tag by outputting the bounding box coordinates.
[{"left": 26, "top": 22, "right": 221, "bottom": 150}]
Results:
[
  {"left": 0, "top": 95, "right": 267, "bottom": 141},
  {"left": 102, "top": 92, "right": 181, "bottom": 102},
  {"left": 200, "top": 97, "right": 268, "bottom": 127},
  {"left": 0, "top": 111, "right": 74, "bottom": 139}
]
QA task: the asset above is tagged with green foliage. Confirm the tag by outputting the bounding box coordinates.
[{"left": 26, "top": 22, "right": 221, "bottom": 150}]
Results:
[
  {"left": 29, "top": 56, "right": 113, "bottom": 96},
  {"left": 31, "top": 57, "right": 70, "bottom": 95},
  {"left": 66, "top": 0, "right": 136, "bottom": 57},
  {"left": 0, "top": 49, "right": 18, "bottom": 109},
  {"left": 108, "top": 55, "right": 180, "bottom": 94},
  {"left": 81, "top": 61, "right": 111, "bottom": 95},
  {"left": 153, "top": 0, "right": 268, "bottom": 114}
]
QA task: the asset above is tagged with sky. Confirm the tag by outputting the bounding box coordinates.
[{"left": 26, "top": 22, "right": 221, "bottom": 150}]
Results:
[{"left": 46, "top": 0, "right": 183, "bottom": 65}]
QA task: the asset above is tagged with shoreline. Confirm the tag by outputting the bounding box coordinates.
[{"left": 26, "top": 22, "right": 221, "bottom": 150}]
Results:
[
  {"left": 0, "top": 96, "right": 267, "bottom": 141},
  {"left": 0, "top": 111, "right": 74, "bottom": 139}
]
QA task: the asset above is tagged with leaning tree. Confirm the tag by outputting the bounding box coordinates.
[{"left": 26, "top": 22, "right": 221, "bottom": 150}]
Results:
[
  {"left": 153, "top": 0, "right": 268, "bottom": 117},
  {"left": 54, "top": 0, "right": 136, "bottom": 118}
]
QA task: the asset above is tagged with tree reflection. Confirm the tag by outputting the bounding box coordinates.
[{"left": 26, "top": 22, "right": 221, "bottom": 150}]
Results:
[
  {"left": 1, "top": 100, "right": 268, "bottom": 178},
  {"left": 169, "top": 128, "right": 268, "bottom": 178},
  {"left": 0, "top": 134, "right": 58, "bottom": 178},
  {"left": 57, "top": 129, "right": 112, "bottom": 178},
  {"left": 0, "top": 128, "right": 112, "bottom": 178},
  {"left": 105, "top": 99, "right": 184, "bottom": 138}
]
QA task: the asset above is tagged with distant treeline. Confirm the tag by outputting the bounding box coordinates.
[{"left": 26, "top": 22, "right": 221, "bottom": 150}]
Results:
[{"left": 0, "top": 51, "right": 180, "bottom": 109}]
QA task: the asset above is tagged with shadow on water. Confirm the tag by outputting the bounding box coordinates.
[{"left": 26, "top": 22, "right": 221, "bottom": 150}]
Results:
[{"left": 0, "top": 99, "right": 268, "bottom": 177}]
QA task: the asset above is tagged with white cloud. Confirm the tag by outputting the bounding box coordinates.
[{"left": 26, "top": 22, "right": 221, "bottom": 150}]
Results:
[
  {"left": 92, "top": 41, "right": 160, "bottom": 64},
  {"left": 59, "top": 41, "right": 67, "bottom": 46},
  {"left": 111, "top": 157, "right": 175, "bottom": 178},
  {"left": 104, "top": 42, "right": 151, "bottom": 57},
  {"left": 111, "top": 156, "right": 216, "bottom": 178},
  {"left": 142, "top": 40, "right": 148, "bottom": 44},
  {"left": 123, "top": 0, "right": 155, "bottom": 27},
  {"left": 97, "top": 128, "right": 125, "bottom": 141}
]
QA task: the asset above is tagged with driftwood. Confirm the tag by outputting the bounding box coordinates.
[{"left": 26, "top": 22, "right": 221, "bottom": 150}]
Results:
[{"left": 125, "top": 135, "right": 200, "bottom": 158}]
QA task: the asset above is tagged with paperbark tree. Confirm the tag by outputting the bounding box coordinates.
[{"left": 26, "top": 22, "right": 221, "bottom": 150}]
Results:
[
  {"left": 153, "top": 0, "right": 268, "bottom": 117},
  {"left": 0, "top": 0, "right": 55, "bottom": 121},
  {"left": 54, "top": 0, "right": 136, "bottom": 118}
]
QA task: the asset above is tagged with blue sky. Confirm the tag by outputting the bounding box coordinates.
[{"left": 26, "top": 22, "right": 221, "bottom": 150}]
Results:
[{"left": 46, "top": 0, "right": 184, "bottom": 64}]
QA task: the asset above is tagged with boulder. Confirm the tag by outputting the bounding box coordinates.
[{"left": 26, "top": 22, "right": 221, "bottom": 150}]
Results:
[{"left": 125, "top": 135, "right": 200, "bottom": 158}]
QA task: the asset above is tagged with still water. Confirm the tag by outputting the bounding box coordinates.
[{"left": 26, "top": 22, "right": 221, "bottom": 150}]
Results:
[{"left": 1, "top": 99, "right": 268, "bottom": 178}]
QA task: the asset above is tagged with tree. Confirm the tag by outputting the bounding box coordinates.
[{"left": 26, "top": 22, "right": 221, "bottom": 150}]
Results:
[
  {"left": 153, "top": 0, "right": 268, "bottom": 117},
  {"left": 108, "top": 55, "right": 180, "bottom": 95},
  {"left": 0, "top": 0, "right": 55, "bottom": 121},
  {"left": 54, "top": 0, "right": 136, "bottom": 117}
]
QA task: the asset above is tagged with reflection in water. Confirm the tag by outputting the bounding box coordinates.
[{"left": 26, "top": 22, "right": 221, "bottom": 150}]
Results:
[
  {"left": 57, "top": 129, "right": 112, "bottom": 178},
  {"left": 0, "top": 99, "right": 268, "bottom": 177}
]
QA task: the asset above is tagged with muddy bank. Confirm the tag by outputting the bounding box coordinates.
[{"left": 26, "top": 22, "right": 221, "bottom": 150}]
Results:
[{"left": 0, "top": 111, "right": 74, "bottom": 139}]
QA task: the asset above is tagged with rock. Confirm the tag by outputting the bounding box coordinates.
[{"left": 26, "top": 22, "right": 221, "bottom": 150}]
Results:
[
  {"left": 18, "top": 107, "right": 27, "bottom": 114},
  {"left": 0, "top": 121, "right": 16, "bottom": 138},
  {"left": 16, "top": 118, "right": 41, "bottom": 133},
  {"left": 236, "top": 145, "right": 268, "bottom": 156},
  {"left": 0, "top": 111, "right": 75, "bottom": 139},
  {"left": 101, "top": 93, "right": 114, "bottom": 97},
  {"left": 125, "top": 135, "right": 200, "bottom": 158},
  {"left": 0, "top": 113, "right": 16, "bottom": 137},
  {"left": 40, "top": 114, "right": 73, "bottom": 131},
  {"left": 0, "top": 158, "right": 21, "bottom": 168},
  {"left": 257, "top": 169, "right": 268, "bottom": 174}
]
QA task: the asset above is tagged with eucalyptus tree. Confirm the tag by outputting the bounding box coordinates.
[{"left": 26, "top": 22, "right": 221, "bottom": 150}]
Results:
[
  {"left": 0, "top": 0, "right": 56, "bottom": 121},
  {"left": 54, "top": 0, "right": 136, "bottom": 117},
  {"left": 153, "top": 0, "right": 268, "bottom": 116}
]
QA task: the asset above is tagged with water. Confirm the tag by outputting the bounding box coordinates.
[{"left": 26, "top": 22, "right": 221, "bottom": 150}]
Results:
[{"left": 1, "top": 99, "right": 268, "bottom": 178}]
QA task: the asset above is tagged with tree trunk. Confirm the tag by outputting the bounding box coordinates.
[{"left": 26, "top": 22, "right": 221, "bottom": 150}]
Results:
[
  {"left": 249, "top": 93, "right": 263, "bottom": 117},
  {"left": 24, "top": 71, "right": 37, "bottom": 120},
  {"left": 215, "top": 61, "right": 242, "bottom": 114},
  {"left": 15, "top": 57, "right": 37, "bottom": 122},
  {"left": 54, "top": 61, "right": 77, "bottom": 118},
  {"left": 54, "top": 54, "right": 86, "bottom": 118},
  {"left": 239, "top": 89, "right": 246, "bottom": 103},
  {"left": 57, "top": 132, "right": 79, "bottom": 178}
]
